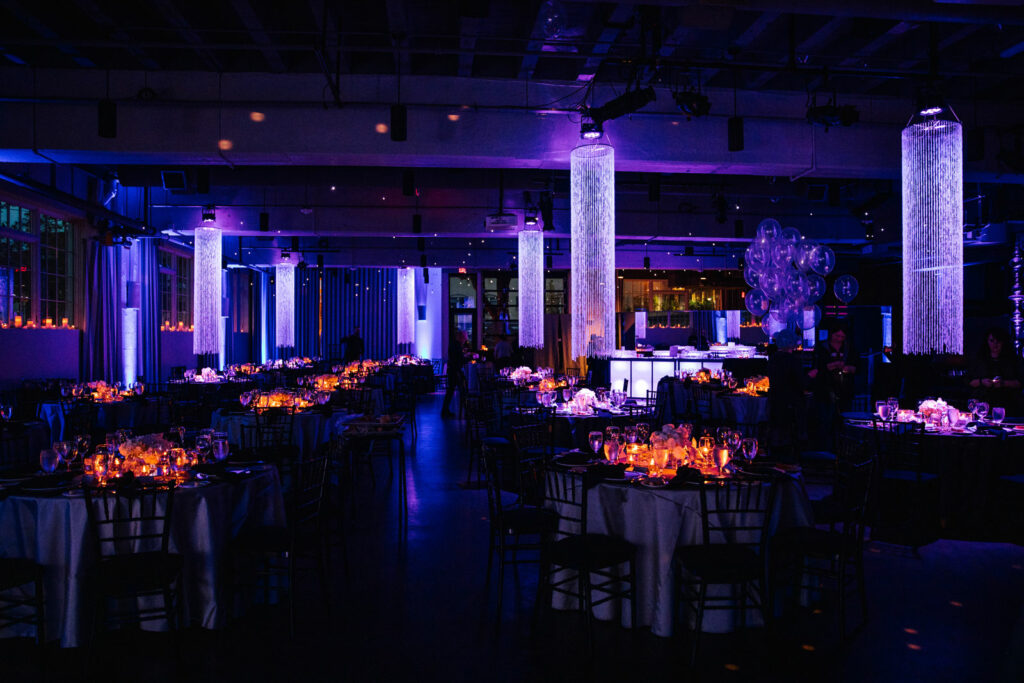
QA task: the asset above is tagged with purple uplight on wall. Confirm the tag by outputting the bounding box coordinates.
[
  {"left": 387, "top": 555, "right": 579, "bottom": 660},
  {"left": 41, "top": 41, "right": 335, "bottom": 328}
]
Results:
[
  {"left": 518, "top": 229, "right": 544, "bottom": 348},
  {"left": 275, "top": 263, "right": 295, "bottom": 349},
  {"left": 570, "top": 139, "right": 615, "bottom": 359},
  {"left": 396, "top": 267, "right": 416, "bottom": 347},
  {"left": 902, "top": 111, "right": 963, "bottom": 354},
  {"left": 193, "top": 226, "right": 222, "bottom": 355}
]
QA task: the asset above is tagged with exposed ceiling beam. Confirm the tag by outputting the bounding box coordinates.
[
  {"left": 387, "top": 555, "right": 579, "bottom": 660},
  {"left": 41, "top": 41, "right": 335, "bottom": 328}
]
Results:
[
  {"left": 700, "top": 12, "right": 781, "bottom": 85},
  {"left": 72, "top": 0, "right": 160, "bottom": 70},
  {"left": 1, "top": 0, "right": 95, "bottom": 67},
  {"left": 804, "top": 20, "right": 916, "bottom": 92},
  {"left": 458, "top": 17, "right": 482, "bottom": 77},
  {"left": 151, "top": 0, "right": 222, "bottom": 72},
  {"left": 229, "top": 0, "right": 287, "bottom": 73},
  {"left": 745, "top": 15, "right": 848, "bottom": 90},
  {"left": 385, "top": 0, "right": 410, "bottom": 76},
  {"left": 518, "top": 3, "right": 552, "bottom": 80},
  {"left": 861, "top": 23, "right": 982, "bottom": 94},
  {"left": 577, "top": 4, "right": 635, "bottom": 81}
]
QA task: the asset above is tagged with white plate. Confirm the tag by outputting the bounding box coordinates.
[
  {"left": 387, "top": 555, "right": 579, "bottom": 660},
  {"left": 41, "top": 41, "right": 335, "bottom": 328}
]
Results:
[
  {"left": 639, "top": 477, "right": 667, "bottom": 488},
  {"left": 61, "top": 489, "right": 85, "bottom": 498},
  {"left": 178, "top": 480, "right": 212, "bottom": 489}
]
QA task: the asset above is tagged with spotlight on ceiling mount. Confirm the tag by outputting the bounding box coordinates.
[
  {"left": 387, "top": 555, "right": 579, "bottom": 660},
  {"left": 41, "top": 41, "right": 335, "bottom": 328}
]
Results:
[
  {"left": 806, "top": 97, "right": 859, "bottom": 130},
  {"left": 915, "top": 87, "right": 948, "bottom": 117},
  {"left": 201, "top": 205, "right": 216, "bottom": 223},
  {"left": 588, "top": 86, "right": 656, "bottom": 126},
  {"left": 673, "top": 90, "right": 711, "bottom": 118},
  {"left": 280, "top": 251, "right": 291, "bottom": 261},
  {"left": 580, "top": 119, "right": 604, "bottom": 140}
]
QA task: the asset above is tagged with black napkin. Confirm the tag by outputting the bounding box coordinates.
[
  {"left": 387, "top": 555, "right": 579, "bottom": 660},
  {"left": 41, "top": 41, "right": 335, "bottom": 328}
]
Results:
[
  {"left": 19, "top": 472, "right": 74, "bottom": 491},
  {"left": 592, "top": 462, "right": 629, "bottom": 479},
  {"left": 554, "top": 451, "right": 592, "bottom": 466},
  {"left": 665, "top": 467, "right": 703, "bottom": 488}
]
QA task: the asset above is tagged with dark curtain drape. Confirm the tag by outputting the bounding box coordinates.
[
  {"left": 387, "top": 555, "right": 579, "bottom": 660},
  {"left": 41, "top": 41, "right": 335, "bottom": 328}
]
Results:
[
  {"left": 83, "top": 242, "right": 122, "bottom": 383},
  {"left": 138, "top": 239, "right": 161, "bottom": 384},
  {"left": 297, "top": 268, "right": 396, "bottom": 361},
  {"left": 253, "top": 269, "right": 270, "bottom": 362}
]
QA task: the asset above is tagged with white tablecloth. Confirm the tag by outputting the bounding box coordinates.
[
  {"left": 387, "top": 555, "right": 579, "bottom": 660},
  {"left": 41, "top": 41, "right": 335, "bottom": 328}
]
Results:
[
  {"left": 0, "top": 468, "right": 285, "bottom": 647},
  {"left": 551, "top": 474, "right": 812, "bottom": 637},
  {"left": 211, "top": 409, "right": 358, "bottom": 458},
  {"left": 38, "top": 398, "right": 160, "bottom": 442}
]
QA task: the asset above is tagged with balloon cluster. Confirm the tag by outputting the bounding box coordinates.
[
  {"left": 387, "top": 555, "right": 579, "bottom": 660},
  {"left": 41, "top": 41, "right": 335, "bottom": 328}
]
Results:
[{"left": 743, "top": 218, "right": 858, "bottom": 339}]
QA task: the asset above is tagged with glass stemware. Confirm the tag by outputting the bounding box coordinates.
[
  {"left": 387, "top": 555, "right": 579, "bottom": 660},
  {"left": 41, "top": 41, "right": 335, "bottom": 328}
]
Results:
[
  {"left": 40, "top": 449, "right": 60, "bottom": 474},
  {"left": 624, "top": 425, "right": 638, "bottom": 445},
  {"left": 991, "top": 406, "right": 1006, "bottom": 425},
  {"left": 976, "top": 402, "right": 989, "bottom": 421},
  {"left": 741, "top": 437, "right": 758, "bottom": 461},
  {"left": 967, "top": 398, "right": 978, "bottom": 419},
  {"left": 53, "top": 440, "right": 70, "bottom": 468},
  {"left": 876, "top": 401, "right": 891, "bottom": 421},
  {"left": 212, "top": 437, "right": 229, "bottom": 462},
  {"left": 887, "top": 397, "right": 899, "bottom": 419},
  {"left": 637, "top": 423, "right": 651, "bottom": 445},
  {"left": 588, "top": 431, "right": 603, "bottom": 459}
]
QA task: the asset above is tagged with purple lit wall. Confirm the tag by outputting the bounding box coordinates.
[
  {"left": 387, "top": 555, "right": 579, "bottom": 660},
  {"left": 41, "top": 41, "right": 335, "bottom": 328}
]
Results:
[
  {"left": 518, "top": 229, "right": 544, "bottom": 348},
  {"left": 902, "top": 116, "right": 963, "bottom": 354},
  {"left": 396, "top": 267, "right": 416, "bottom": 347},
  {"left": 193, "top": 226, "right": 222, "bottom": 355},
  {"left": 570, "top": 141, "right": 616, "bottom": 359},
  {"left": 275, "top": 263, "right": 295, "bottom": 349}
]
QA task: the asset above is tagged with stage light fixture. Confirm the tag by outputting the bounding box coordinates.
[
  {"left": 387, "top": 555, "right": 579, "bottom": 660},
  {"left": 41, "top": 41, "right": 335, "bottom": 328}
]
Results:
[
  {"left": 201, "top": 206, "right": 216, "bottom": 223},
  {"left": 673, "top": 90, "right": 711, "bottom": 118},
  {"left": 806, "top": 100, "right": 859, "bottom": 129},
  {"left": 580, "top": 120, "right": 603, "bottom": 140},
  {"left": 588, "top": 86, "right": 656, "bottom": 126}
]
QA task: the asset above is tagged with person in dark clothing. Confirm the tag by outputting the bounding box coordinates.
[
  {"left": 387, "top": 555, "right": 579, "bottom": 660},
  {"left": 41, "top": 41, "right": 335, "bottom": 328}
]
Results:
[
  {"left": 343, "top": 327, "right": 364, "bottom": 363},
  {"left": 441, "top": 329, "right": 468, "bottom": 418},
  {"left": 808, "top": 321, "right": 856, "bottom": 449},
  {"left": 968, "top": 327, "right": 1022, "bottom": 413},
  {"left": 767, "top": 329, "right": 807, "bottom": 462}
]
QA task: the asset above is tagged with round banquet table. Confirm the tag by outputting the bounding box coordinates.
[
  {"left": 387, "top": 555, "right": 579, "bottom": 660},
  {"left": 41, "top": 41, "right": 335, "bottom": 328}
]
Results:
[
  {"left": 211, "top": 408, "right": 359, "bottom": 458},
  {"left": 549, "top": 471, "right": 813, "bottom": 637},
  {"left": 38, "top": 398, "right": 160, "bottom": 442},
  {"left": 514, "top": 405, "right": 639, "bottom": 450},
  {"left": 0, "top": 420, "right": 50, "bottom": 471},
  {"left": 845, "top": 417, "right": 1024, "bottom": 529},
  {"left": 711, "top": 392, "right": 770, "bottom": 425},
  {"left": 0, "top": 467, "right": 285, "bottom": 647}
]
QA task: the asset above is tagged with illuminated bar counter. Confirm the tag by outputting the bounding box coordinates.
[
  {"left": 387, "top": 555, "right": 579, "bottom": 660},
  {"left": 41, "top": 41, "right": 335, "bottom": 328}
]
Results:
[{"left": 608, "top": 345, "right": 766, "bottom": 398}]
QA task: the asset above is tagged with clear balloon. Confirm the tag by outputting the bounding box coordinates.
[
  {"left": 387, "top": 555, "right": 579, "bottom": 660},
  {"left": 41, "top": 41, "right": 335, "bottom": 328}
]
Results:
[
  {"left": 743, "top": 267, "right": 761, "bottom": 289},
  {"left": 798, "top": 305, "right": 822, "bottom": 330},
  {"left": 806, "top": 273, "right": 826, "bottom": 301},
  {"left": 757, "top": 218, "right": 781, "bottom": 241},
  {"left": 785, "top": 271, "right": 810, "bottom": 301},
  {"left": 834, "top": 274, "right": 859, "bottom": 304},
  {"left": 771, "top": 242, "right": 795, "bottom": 268},
  {"left": 780, "top": 226, "right": 801, "bottom": 245},
  {"left": 795, "top": 242, "right": 817, "bottom": 272},
  {"left": 744, "top": 288, "right": 770, "bottom": 317},
  {"left": 758, "top": 270, "right": 782, "bottom": 299},
  {"left": 746, "top": 243, "right": 771, "bottom": 271},
  {"left": 810, "top": 245, "right": 836, "bottom": 276}
]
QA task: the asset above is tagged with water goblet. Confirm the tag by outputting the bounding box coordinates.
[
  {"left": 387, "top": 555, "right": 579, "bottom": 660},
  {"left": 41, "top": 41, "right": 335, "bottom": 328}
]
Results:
[
  {"left": 604, "top": 439, "right": 619, "bottom": 463},
  {"left": 604, "top": 426, "right": 620, "bottom": 444},
  {"left": 624, "top": 425, "right": 638, "bottom": 445},
  {"left": 212, "top": 437, "right": 229, "bottom": 462},
  {"left": 991, "top": 407, "right": 1006, "bottom": 425},
  {"left": 887, "top": 397, "right": 899, "bottom": 419},
  {"left": 967, "top": 398, "right": 978, "bottom": 419},
  {"left": 562, "top": 388, "right": 573, "bottom": 404},
  {"left": 713, "top": 447, "right": 731, "bottom": 476},
  {"left": 60, "top": 384, "right": 70, "bottom": 398},
  {"left": 741, "top": 437, "right": 758, "bottom": 462},
  {"left": 876, "top": 401, "right": 891, "bottom": 421},
  {"left": 40, "top": 449, "right": 60, "bottom": 474},
  {"left": 726, "top": 430, "right": 742, "bottom": 456},
  {"left": 976, "top": 402, "right": 989, "bottom": 421},
  {"left": 53, "top": 440, "right": 71, "bottom": 468},
  {"left": 135, "top": 382, "right": 145, "bottom": 396},
  {"left": 588, "top": 431, "right": 604, "bottom": 459}
]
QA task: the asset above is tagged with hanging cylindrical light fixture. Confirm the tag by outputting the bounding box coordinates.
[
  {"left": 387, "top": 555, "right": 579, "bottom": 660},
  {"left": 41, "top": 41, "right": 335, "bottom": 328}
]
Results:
[
  {"left": 902, "top": 106, "right": 963, "bottom": 354},
  {"left": 193, "top": 226, "right": 222, "bottom": 356},
  {"left": 397, "top": 267, "right": 416, "bottom": 349},
  {"left": 1011, "top": 241, "right": 1024, "bottom": 354},
  {"left": 570, "top": 139, "right": 616, "bottom": 359},
  {"left": 518, "top": 228, "right": 544, "bottom": 348},
  {"left": 275, "top": 263, "right": 295, "bottom": 350}
]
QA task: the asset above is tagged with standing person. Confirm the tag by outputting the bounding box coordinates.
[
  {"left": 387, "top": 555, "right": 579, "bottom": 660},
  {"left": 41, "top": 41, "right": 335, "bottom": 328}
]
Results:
[
  {"left": 767, "top": 329, "right": 807, "bottom": 462},
  {"left": 808, "top": 321, "right": 857, "bottom": 449},
  {"left": 442, "top": 329, "right": 468, "bottom": 418},
  {"left": 967, "top": 327, "right": 1022, "bottom": 414},
  {"left": 344, "top": 326, "right": 364, "bottom": 363},
  {"left": 493, "top": 334, "right": 513, "bottom": 370}
]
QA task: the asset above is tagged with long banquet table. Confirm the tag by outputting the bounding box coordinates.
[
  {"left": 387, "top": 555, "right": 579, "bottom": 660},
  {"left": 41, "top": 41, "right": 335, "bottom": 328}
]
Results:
[
  {"left": 550, "top": 469, "right": 812, "bottom": 637},
  {"left": 0, "top": 467, "right": 285, "bottom": 647}
]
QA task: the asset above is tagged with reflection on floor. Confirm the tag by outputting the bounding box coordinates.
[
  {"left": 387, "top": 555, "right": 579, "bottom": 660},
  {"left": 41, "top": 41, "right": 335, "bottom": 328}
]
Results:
[{"left": 2, "top": 394, "right": 1022, "bottom": 682}]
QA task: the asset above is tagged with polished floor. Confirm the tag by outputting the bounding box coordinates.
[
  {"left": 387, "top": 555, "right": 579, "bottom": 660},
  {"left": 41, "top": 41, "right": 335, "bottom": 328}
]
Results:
[{"left": 3, "top": 393, "right": 1023, "bottom": 682}]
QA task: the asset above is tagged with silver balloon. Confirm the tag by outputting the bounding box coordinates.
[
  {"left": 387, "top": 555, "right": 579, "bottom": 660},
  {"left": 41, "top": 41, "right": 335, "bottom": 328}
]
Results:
[
  {"left": 756, "top": 218, "right": 781, "bottom": 241},
  {"left": 833, "top": 274, "right": 859, "bottom": 304},
  {"left": 810, "top": 245, "right": 836, "bottom": 276}
]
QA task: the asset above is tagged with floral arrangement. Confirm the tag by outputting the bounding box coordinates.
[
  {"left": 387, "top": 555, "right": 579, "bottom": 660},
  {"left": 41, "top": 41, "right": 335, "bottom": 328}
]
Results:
[
  {"left": 573, "top": 388, "right": 596, "bottom": 409},
  {"left": 87, "top": 380, "right": 122, "bottom": 402},
  {"left": 387, "top": 354, "right": 427, "bottom": 366},
  {"left": 740, "top": 376, "right": 770, "bottom": 395},
  {"left": 917, "top": 398, "right": 949, "bottom": 422},
  {"left": 252, "top": 389, "right": 313, "bottom": 410},
  {"left": 192, "top": 367, "right": 220, "bottom": 383},
  {"left": 228, "top": 363, "right": 260, "bottom": 376},
  {"left": 510, "top": 366, "right": 534, "bottom": 382},
  {"left": 333, "top": 360, "right": 380, "bottom": 376},
  {"left": 537, "top": 378, "right": 562, "bottom": 392},
  {"left": 118, "top": 434, "right": 173, "bottom": 463},
  {"left": 284, "top": 356, "right": 314, "bottom": 369}
]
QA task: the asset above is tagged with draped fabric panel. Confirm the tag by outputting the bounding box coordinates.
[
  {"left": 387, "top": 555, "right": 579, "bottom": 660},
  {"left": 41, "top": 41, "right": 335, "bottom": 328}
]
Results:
[
  {"left": 137, "top": 240, "right": 161, "bottom": 384},
  {"left": 296, "top": 268, "right": 396, "bottom": 361},
  {"left": 83, "top": 242, "right": 122, "bottom": 383}
]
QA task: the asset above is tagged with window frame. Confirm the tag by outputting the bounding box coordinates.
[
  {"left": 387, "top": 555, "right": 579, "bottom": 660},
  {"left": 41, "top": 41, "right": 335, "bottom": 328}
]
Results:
[{"left": 158, "top": 244, "right": 194, "bottom": 329}]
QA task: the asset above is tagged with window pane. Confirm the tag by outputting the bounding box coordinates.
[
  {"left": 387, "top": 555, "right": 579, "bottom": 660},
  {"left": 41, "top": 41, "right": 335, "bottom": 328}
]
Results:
[{"left": 39, "top": 214, "right": 74, "bottom": 322}]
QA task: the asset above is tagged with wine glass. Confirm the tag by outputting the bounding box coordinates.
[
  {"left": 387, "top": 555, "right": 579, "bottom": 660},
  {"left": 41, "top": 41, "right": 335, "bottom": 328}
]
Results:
[
  {"left": 637, "top": 423, "right": 651, "bottom": 445},
  {"left": 562, "top": 387, "right": 573, "bottom": 404},
  {"left": 887, "top": 397, "right": 899, "bottom": 419},
  {"left": 624, "top": 425, "right": 638, "bottom": 445},
  {"left": 64, "top": 441, "right": 81, "bottom": 470},
  {"left": 40, "top": 449, "right": 60, "bottom": 474},
  {"left": 976, "top": 402, "right": 989, "bottom": 421},
  {"left": 588, "top": 431, "right": 603, "bottom": 459},
  {"left": 76, "top": 434, "right": 92, "bottom": 457},
  {"left": 726, "top": 430, "right": 742, "bottom": 456},
  {"left": 967, "top": 398, "right": 978, "bottom": 419},
  {"left": 53, "top": 440, "right": 70, "bottom": 469},
  {"left": 604, "top": 426, "right": 620, "bottom": 445},
  {"left": 173, "top": 425, "right": 186, "bottom": 446},
  {"left": 212, "top": 437, "right": 229, "bottom": 462},
  {"left": 60, "top": 384, "right": 70, "bottom": 398},
  {"left": 604, "top": 439, "right": 619, "bottom": 463},
  {"left": 992, "top": 407, "right": 1006, "bottom": 424},
  {"left": 741, "top": 437, "right": 758, "bottom": 462},
  {"left": 714, "top": 447, "right": 731, "bottom": 476},
  {"left": 135, "top": 382, "right": 145, "bottom": 396},
  {"left": 876, "top": 401, "right": 891, "bottom": 421},
  {"left": 0, "top": 403, "right": 12, "bottom": 423}
]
